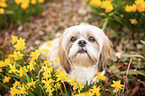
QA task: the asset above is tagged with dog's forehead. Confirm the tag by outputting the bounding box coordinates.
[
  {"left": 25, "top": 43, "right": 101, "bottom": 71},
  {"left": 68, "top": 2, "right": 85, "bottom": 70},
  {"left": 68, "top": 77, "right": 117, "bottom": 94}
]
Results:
[{"left": 64, "top": 24, "right": 104, "bottom": 36}]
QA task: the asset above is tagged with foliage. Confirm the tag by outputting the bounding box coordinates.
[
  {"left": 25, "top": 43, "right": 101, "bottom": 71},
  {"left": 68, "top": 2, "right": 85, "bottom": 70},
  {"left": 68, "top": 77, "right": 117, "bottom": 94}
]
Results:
[
  {"left": 0, "top": 36, "right": 125, "bottom": 96},
  {"left": 0, "top": 0, "right": 45, "bottom": 30},
  {"left": 88, "top": 0, "right": 145, "bottom": 32}
]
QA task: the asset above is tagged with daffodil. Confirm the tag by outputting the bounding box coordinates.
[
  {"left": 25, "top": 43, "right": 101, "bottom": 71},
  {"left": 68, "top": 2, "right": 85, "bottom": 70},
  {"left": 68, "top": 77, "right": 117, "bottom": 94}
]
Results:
[
  {"left": 0, "top": 8, "right": 5, "bottom": 15},
  {"left": 45, "top": 41, "right": 52, "bottom": 47},
  {"left": 14, "top": 38, "right": 26, "bottom": 51},
  {"left": 8, "top": 64, "right": 18, "bottom": 73},
  {"left": 89, "top": 85, "right": 100, "bottom": 96},
  {"left": 56, "top": 68, "right": 68, "bottom": 82},
  {"left": 43, "top": 71, "right": 51, "bottom": 79},
  {"left": 0, "top": 68, "right": 2, "bottom": 72},
  {"left": 10, "top": 87, "right": 19, "bottom": 96},
  {"left": 27, "top": 78, "right": 36, "bottom": 88},
  {"left": 111, "top": 80, "right": 124, "bottom": 92},
  {"left": 31, "top": 0, "right": 36, "bottom": 4},
  {"left": 12, "top": 51, "right": 24, "bottom": 60},
  {"left": 0, "top": 2, "right": 7, "bottom": 8},
  {"left": 54, "top": 57, "right": 59, "bottom": 65},
  {"left": 3, "top": 76, "right": 11, "bottom": 83},
  {"left": 38, "top": 0, "right": 44, "bottom": 3},
  {"left": 94, "top": 72, "right": 106, "bottom": 80},
  {"left": 21, "top": 2, "right": 29, "bottom": 9},
  {"left": 30, "top": 49, "right": 41, "bottom": 60},
  {"left": 130, "top": 19, "right": 137, "bottom": 25},
  {"left": 90, "top": 0, "right": 101, "bottom": 6},
  {"left": 46, "top": 85, "right": 54, "bottom": 96},
  {"left": 41, "top": 49, "right": 50, "bottom": 57},
  {"left": 12, "top": 35, "right": 18, "bottom": 44},
  {"left": 43, "top": 66, "right": 53, "bottom": 72},
  {"left": 18, "top": 67, "right": 24, "bottom": 77},
  {"left": 13, "top": 81, "right": 21, "bottom": 87},
  {"left": 19, "top": 85, "right": 28, "bottom": 95},
  {"left": 66, "top": 76, "right": 75, "bottom": 85}
]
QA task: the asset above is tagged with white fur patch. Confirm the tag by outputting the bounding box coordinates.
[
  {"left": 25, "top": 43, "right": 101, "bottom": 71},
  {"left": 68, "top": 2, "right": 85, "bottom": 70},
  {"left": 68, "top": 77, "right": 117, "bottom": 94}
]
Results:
[{"left": 70, "top": 65, "right": 98, "bottom": 85}]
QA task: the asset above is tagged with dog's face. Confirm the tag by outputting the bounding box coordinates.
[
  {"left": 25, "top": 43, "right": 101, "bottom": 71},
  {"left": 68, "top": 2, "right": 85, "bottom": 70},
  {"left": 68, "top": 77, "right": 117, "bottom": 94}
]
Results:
[{"left": 59, "top": 24, "right": 112, "bottom": 73}]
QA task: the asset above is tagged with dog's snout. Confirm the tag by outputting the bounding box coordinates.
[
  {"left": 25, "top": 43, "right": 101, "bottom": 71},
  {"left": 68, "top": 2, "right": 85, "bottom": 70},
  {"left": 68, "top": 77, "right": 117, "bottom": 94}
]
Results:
[{"left": 78, "top": 40, "right": 87, "bottom": 47}]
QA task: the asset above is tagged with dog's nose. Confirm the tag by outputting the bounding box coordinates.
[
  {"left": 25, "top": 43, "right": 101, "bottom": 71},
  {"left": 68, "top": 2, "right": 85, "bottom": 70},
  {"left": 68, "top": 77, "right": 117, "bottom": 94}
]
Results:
[{"left": 78, "top": 40, "right": 87, "bottom": 47}]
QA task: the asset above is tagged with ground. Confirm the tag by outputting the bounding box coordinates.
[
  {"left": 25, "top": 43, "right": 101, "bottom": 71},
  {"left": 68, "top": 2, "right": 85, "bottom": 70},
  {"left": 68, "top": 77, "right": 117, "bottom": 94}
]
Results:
[{"left": 0, "top": 0, "right": 145, "bottom": 95}]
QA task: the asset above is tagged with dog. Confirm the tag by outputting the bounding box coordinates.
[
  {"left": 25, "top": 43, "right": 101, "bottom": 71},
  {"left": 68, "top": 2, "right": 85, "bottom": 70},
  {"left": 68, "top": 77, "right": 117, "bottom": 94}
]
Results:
[{"left": 40, "top": 23, "right": 112, "bottom": 85}]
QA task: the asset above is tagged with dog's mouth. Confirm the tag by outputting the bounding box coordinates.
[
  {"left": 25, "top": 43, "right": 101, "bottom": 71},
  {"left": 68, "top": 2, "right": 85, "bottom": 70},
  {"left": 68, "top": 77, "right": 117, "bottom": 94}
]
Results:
[{"left": 78, "top": 50, "right": 87, "bottom": 54}]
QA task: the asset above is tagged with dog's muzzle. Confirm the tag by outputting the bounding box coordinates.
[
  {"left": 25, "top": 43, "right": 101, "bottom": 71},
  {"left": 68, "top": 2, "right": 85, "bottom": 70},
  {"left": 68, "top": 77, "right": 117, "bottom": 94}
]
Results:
[
  {"left": 78, "top": 40, "right": 87, "bottom": 53},
  {"left": 78, "top": 40, "right": 87, "bottom": 47}
]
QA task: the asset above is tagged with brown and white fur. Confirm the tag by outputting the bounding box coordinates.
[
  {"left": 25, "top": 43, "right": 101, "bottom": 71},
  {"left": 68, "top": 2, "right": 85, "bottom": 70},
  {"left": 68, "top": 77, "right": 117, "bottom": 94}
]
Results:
[{"left": 40, "top": 23, "right": 112, "bottom": 85}]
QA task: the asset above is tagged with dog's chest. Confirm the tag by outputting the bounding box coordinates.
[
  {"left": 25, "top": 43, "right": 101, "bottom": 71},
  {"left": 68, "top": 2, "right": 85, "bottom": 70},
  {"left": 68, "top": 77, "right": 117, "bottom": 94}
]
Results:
[{"left": 70, "top": 65, "right": 98, "bottom": 85}]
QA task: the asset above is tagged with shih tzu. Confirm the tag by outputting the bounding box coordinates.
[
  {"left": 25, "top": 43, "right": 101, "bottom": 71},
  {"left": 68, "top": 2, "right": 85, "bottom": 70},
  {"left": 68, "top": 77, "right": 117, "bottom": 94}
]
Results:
[{"left": 40, "top": 23, "right": 112, "bottom": 85}]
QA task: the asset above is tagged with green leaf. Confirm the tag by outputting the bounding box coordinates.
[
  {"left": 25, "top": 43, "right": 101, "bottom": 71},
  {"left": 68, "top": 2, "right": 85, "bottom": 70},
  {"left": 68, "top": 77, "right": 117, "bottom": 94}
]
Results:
[
  {"left": 0, "top": 82, "right": 10, "bottom": 89},
  {"left": 116, "top": 70, "right": 138, "bottom": 75},
  {"left": 122, "top": 54, "right": 144, "bottom": 59}
]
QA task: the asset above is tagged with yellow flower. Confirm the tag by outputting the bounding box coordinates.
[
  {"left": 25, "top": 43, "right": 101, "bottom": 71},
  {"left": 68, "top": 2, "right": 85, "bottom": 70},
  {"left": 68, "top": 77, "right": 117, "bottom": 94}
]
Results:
[
  {"left": 89, "top": 85, "right": 100, "bottom": 96},
  {"left": 27, "top": 78, "right": 35, "bottom": 88},
  {"left": 105, "top": 4, "right": 113, "bottom": 13},
  {"left": 21, "top": 2, "right": 29, "bottom": 9},
  {"left": 14, "top": 0, "right": 22, "bottom": 5},
  {"left": 45, "top": 41, "right": 52, "bottom": 47},
  {"left": 38, "top": 0, "right": 44, "bottom": 3},
  {"left": 3, "top": 76, "right": 11, "bottom": 83},
  {"left": 0, "top": 68, "right": 2, "bottom": 72},
  {"left": 13, "top": 81, "right": 21, "bottom": 87},
  {"left": 135, "top": 0, "right": 145, "bottom": 12},
  {"left": 12, "top": 35, "right": 18, "bottom": 44},
  {"left": 0, "top": 61, "right": 5, "bottom": 67},
  {"left": 111, "top": 80, "right": 124, "bottom": 92},
  {"left": 56, "top": 68, "right": 68, "bottom": 82},
  {"left": 43, "top": 66, "right": 53, "bottom": 72},
  {"left": 19, "top": 85, "right": 28, "bottom": 95},
  {"left": 12, "top": 51, "right": 24, "bottom": 60},
  {"left": 90, "top": 0, "right": 101, "bottom": 6},
  {"left": 66, "top": 76, "right": 75, "bottom": 85},
  {"left": 125, "top": 4, "right": 137, "bottom": 12},
  {"left": 0, "top": 8, "right": 5, "bottom": 15},
  {"left": 43, "top": 71, "right": 51, "bottom": 79},
  {"left": 43, "top": 78, "right": 53, "bottom": 88},
  {"left": 54, "top": 57, "right": 59, "bottom": 65},
  {"left": 94, "top": 72, "right": 106, "bottom": 80},
  {"left": 31, "top": 0, "right": 36, "bottom": 4},
  {"left": 8, "top": 64, "right": 18, "bottom": 73},
  {"left": 75, "top": 81, "right": 84, "bottom": 91},
  {"left": 42, "top": 59, "right": 50, "bottom": 66},
  {"left": 27, "top": 62, "right": 35, "bottom": 71},
  {"left": 30, "top": 49, "right": 41, "bottom": 60},
  {"left": 130, "top": 19, "right": 137, "bottom": 25},
  {"left": 41, "top": 49, "right": 50, "bottom": 57},
  {"left": 0, "top": 2, "right": 7, "bottom": 8},
  {"left": 10, "top": 87, "right": 19, "bottom": 96},
  {"left": 18, "top": 67, "right": 24, "bottom": 77},
  {"left": 14, "top": 38, "right": 26, "bottom": 50},
  {"left": 46, "top": 85, "right": 54, "bottom": 96},
  {"left": 4, "top": 58, "right": 12, "bottom": 67}
]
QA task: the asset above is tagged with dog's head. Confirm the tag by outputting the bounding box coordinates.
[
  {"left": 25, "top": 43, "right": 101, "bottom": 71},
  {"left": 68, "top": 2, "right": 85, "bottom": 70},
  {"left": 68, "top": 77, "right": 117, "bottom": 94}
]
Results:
[{"left": 59, "top": 24, "right": 112, "bottom": 73}]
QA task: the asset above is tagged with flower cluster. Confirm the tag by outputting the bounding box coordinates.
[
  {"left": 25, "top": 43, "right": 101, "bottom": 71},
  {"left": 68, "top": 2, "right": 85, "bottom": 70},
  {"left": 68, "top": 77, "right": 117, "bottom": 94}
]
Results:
[
  {"left": 0, "top": 35, "right": 125, "bottom": 96},
  {"left": 125, "top": 0, "right": 145, "bottom": 12},
  {"left": 14, "top": 0, "right": 45, "bottom": 9},
  {"left": 0, "top": 0, "right": 7, "bottom": 14},
  {"left": 90, "top": 0, "right": 113, "bottom": 13}
]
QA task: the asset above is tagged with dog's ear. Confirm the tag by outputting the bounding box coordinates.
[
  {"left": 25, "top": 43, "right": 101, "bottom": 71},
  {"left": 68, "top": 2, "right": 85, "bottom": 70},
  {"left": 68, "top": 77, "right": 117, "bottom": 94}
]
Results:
[
  {"left": 99, "top": 35, "right": 112, "bottom": 71},
  {"left": 59, "top": 36, "right": 71, "bottom": 73}
]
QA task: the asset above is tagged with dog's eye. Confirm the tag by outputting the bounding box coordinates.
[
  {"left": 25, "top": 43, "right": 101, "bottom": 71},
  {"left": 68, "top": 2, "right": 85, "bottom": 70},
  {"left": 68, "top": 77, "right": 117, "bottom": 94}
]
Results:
[
  {"left": 70, "top": 37, "right": 76, "bottom": 42},
  {"left": 89, "top": 37, "right": 95, "bottom": 42}
]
